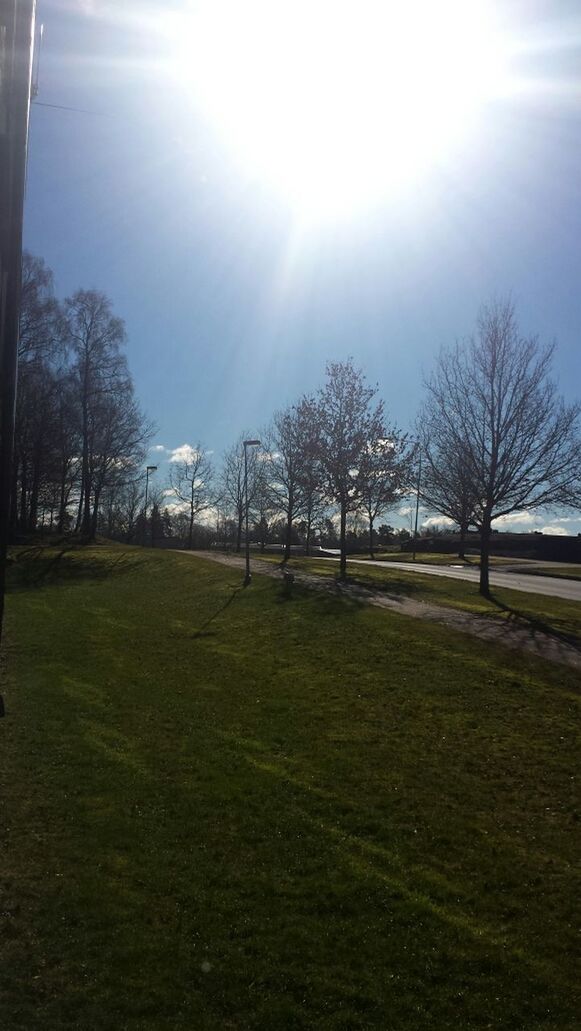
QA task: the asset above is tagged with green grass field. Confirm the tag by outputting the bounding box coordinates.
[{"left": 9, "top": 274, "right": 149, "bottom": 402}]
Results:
[
  {"left": 375, "top": 553, "right": 581, "bottom": 580},
  {"left": 325, "top": 552, "right": 537, "bottom": 567},
  {"left": 350, "top": 551, "right": 473, "bottom": 565},
  {"left": 1, "top": 545, "right": 580, "bottom": 1030},
  {"left": 292, "top": 551, "right": 581, "bottom": 578},
  {"left": 256, "top": 554, "right": 581, "bottom": 646}
]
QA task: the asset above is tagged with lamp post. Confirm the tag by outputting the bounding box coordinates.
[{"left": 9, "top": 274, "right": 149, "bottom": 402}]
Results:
[
  {"left": 412, "top": 445, "right": 422, "bottom": 562},
  {"left": 0, "top": 1, "right": 36, "bottom": 665},
  {"left": 144, "top": 465, "right": 157, "bottom": 547},
  {"left": 243, "top": 439, "right": 260, "bottom": 585}
]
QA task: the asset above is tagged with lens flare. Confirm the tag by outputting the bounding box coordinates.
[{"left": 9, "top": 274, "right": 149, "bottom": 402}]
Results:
[{"left": 170, "top": 1, "right": 512, "bottom": 222}]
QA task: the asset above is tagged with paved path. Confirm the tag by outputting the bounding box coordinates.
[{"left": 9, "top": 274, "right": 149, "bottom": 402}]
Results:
[
  {"left": 183, "top": 551, "right": 581, "bottom": 671},
  {"left": 320, "top": 558, "right": 581, "bottom": 602}
]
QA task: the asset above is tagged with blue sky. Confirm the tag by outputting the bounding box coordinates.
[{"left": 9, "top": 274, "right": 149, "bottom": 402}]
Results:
[{"left": 24, "top": 1, "right": 581, "bottom": 533}]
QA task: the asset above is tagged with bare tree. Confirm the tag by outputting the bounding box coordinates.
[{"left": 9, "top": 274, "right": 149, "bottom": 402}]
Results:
[
  {"left": 263, "top": 402, "right": 319, "bottom": 562},
  {"left": 169, "top": 445, "right": 214, "bottom": 549},
  {"left": 18, "top": 252, "right": 63, "bottom": 365},
  {"left": 423, "top": 298, "right": 581, "bottom": 594},
  {"left": 11, "top": 260, "right": 153, "bottom": 543},
  {"left": 252, "top": 456, "right": 276, "bottom": 553},
  {"left": 293, "top": 395, "right": 325, "bottom": 556},
  {"left": 88, "top": 385, "right": 152, "bottom": 538},
  {"left": 65, "top": 290, "right": 127, "bottom": 538},
  {"left": 219, "top": 434, "right": 260, "bottom": 552},
  {"left": 313, "top": 360, "right": 387, "bottom": 579},
  {"left": 358, "top": 431, "right": 412, "bottom": 557},
  {"left": 416, "top": 429, "right": 478, "bottom": 559},
  {"left": 54, "top": 371, "right": 82, "bottom": 533},
  {"left": 12, "top": 253, "right": 67, "bottom": 534},
  {"left": 100, "top": 476, "right": 144, "bottom": 542}
]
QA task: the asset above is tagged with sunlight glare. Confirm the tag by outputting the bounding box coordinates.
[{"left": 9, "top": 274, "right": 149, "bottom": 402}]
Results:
[{"left": 171, "top": 1, "right": 511, "bottom": 222}]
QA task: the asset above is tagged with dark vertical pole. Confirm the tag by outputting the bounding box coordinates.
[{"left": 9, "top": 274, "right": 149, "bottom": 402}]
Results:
[
  {"left": 144, "top": 467, "right": 150, "bottom": 546},
  {"left": 412, "top": 447, "right": 422, "bottom": 562},
  {"left": 0, "top": 1, "right": 36, "bottom": 657},
  {"left": 144, "top": 465, "right": 157, "bottom": 547},
  {"left": 244, "top": 443, "right": 250, "bottom": 584}
]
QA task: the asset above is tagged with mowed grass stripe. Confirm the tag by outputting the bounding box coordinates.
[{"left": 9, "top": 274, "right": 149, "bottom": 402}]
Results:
[{"left": 1, "top": 546, "right": 579, "bottom": 1030}]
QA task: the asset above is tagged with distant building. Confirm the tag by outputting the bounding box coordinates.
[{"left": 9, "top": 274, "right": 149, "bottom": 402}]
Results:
[{"left": 404, "top": 531, "right": 581, "bottom": 563}]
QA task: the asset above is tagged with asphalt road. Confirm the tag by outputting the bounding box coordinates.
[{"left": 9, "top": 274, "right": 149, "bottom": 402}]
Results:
[{"left": 321, "top": 557, "right": 581, "bottom": 602}]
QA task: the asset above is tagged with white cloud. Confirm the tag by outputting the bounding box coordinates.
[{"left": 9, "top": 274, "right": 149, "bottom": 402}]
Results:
[
  {"left": 422, "top": 515, "right": 455, "bottom": 529},
  {"left": 162, "top": 500, "right": 190, "bottom": 516},
  {"left": 169, "top": 444, "right": 200, "bottom": 464},
  {"left": 198, "top": 505, "right": 219, "bottom": 526},
  {"left": 492, "top": 511, "right": 538, "bottom": 529},
  {"left": 487, "top": 510, "right": 579, "bottom": 535},
  {"left": 151, "top": 444, "right": 166, "bottom": 453},
  {"left": 162, "top": 502, "right": 219, "bottom": 526}
]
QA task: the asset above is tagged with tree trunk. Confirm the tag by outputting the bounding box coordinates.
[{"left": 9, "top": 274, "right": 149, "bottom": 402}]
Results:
[
  {"left": 459, "top": 522, "right": 467, "bottom": 560},
  {"left": 236, "top": 510, "right": 243, "bottom": 552},
  {"left": 479, "top": 512, "right": 492, "bottom": 596},
  {"left": 82, "top": 474, "right": 92, "bottom": 538},
  {"left": 75, "top": 481, "right": 84, "bottom": 533},
  {"left": 9, "top": 455, "right": 19, "bottom": 536},
  {"left": 369, "top": 515, "right": 375, "bottom": 558},
  {"left": 305, "top": 514, "right": 312, "bottom": 556},
  {"left": 80, "top": 376, "right": 91, "bottom": 537},
  {"left": 106, "top": 499, "right": 114, "bottom": 538},
  {"left": 57, "top": 462, "right": 68, "bottom": 533},
  {"left": 188, "top": 507, "right": 194, "bottom": 550},
  {"left": 339, "top": 501, "right": 347, "bottom": 579},
  {"left": 283, "top": 509, "right": 292, "bottom": 563},
  {"left": 28, "top": 444, "right": 42, "bottom": 532},
  {"left": 19, "top": 458, "right": 28, "bottom": 530},
  {"left": 90, "top": 486, "right": 101, "bottom": 539}
]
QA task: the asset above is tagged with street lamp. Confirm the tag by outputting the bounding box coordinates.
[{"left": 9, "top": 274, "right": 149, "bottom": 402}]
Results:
[
  {"left": 0, "top": 2, "right": 36, "bottom": 663},
  {"left": 243, "top": 439, "right": 260, "bottom": 585},
  {"left": 145, "top": 465, "right": 157, "bottom": 547}
]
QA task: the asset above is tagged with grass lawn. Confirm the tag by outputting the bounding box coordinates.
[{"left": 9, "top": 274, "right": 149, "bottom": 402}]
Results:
[
  {"left": 255, "top": 555, "right": 581, "bottom": 647},
  {"left": 329, "top": 553, "right": 526, "bottom": 567},
  {"left": 347, "top": 551, "right": 473, "bottom": 565},
  {"left": 1, "top": 544, "right": 580, "bottom": 1029},
  {"left": 302, "top": 552, "right": 581, "bottom": 579}
]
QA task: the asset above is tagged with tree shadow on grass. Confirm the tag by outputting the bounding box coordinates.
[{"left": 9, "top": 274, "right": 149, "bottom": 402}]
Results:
[
  {"left": 190, "top": 583, "right": 245, "bottom": 638},
  {"left": 7, "top": 548, "right": 146, "bottom": 591},
  {"left": 487, "top": 592, "right": 581, "bottom": 654},
  {"left": 274, "top": 579, "right": 367, "bottom": 618},
  {"left": 346, "top": 573, "right": 424, "bottom": 604},
  {"left": 270, "top": 568, "right": 424, "bottom": 609}
]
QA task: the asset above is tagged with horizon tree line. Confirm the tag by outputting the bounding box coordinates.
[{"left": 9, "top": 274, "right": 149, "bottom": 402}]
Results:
[{"left": 12, "top": 253, "right": 581, "bottom": 596}]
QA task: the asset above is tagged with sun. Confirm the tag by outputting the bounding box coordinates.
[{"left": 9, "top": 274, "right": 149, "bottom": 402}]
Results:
[{"left": 170, "top": 1, "right": 511, "bottom": 223}]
